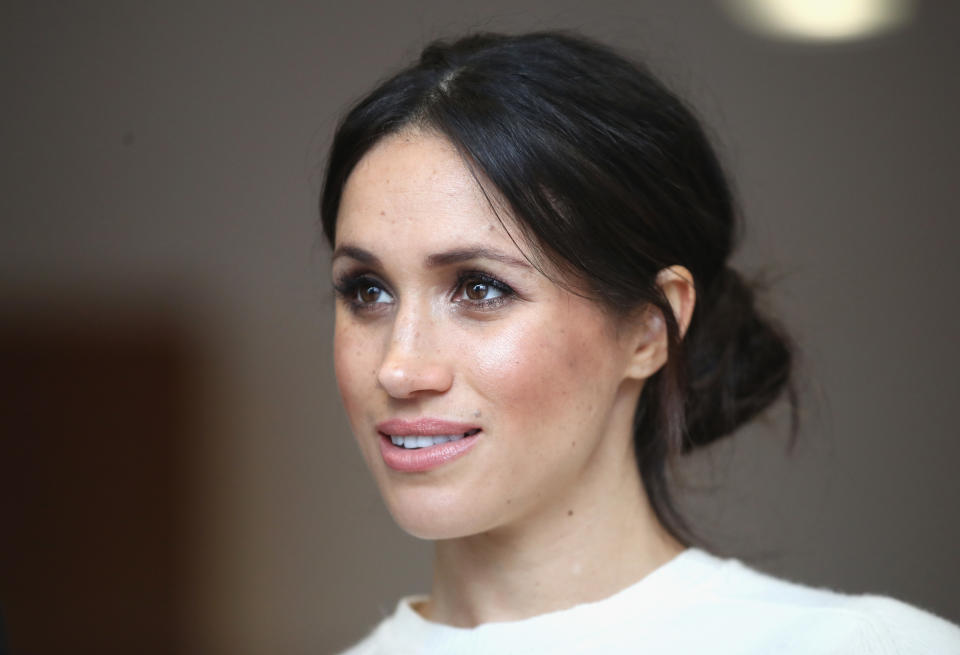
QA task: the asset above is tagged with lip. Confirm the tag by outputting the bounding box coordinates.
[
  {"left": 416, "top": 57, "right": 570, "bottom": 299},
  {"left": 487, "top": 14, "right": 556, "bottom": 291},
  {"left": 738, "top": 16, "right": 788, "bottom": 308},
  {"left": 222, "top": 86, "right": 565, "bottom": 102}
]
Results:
[
  {"left": 376, "top": 417, "right": 482, "bottom": 473},
  {"left": 376, "top": 417, "right": 481, "bottom": 436}
]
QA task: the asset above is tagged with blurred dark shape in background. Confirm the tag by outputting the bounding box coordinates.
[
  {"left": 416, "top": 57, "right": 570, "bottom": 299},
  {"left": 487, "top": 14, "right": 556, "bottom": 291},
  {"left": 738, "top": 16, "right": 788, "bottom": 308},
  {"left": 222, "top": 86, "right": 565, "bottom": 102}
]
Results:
[{"left": 0, "top": 297, "right": 199, "bottom": 653}]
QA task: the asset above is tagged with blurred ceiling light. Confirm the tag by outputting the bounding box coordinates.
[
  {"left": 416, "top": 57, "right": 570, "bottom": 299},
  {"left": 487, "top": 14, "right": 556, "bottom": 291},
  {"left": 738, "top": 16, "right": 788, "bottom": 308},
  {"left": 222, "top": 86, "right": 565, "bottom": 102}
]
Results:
[{"left": 720, "top": 0, "right": 915, "bottom": 42}]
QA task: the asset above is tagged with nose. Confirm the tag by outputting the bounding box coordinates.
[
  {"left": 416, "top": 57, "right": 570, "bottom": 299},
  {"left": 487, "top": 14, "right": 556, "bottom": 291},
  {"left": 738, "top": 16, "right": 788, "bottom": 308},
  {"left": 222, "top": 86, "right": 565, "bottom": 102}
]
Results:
[{"left": 376, "top": 306, "right": 453, "bottom": 399}]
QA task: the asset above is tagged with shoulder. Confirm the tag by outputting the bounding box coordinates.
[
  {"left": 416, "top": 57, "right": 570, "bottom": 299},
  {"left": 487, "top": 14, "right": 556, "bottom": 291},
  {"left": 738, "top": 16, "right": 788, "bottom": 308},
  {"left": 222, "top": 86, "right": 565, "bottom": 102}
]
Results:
[
  {"left": 694, "top": 553, "right": 960, "bottom": 654},
  {"left": 336, "top": 630, "right": 379, "bottom": 655},
  {"left": 335, "top": 619, "right": 388, "bottom": 655},
  {"left": 335, "top": 596, "right": 426, "bottom": 655},
  {"left": 831, "top": 595, "right": 960, "bottom": 654}
]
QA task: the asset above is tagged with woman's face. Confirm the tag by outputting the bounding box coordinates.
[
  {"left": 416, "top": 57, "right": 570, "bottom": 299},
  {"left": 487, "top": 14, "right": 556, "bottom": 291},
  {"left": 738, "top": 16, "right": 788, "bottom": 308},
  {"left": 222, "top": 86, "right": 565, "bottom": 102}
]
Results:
[{"left": 332, "top": 130, "right": 644, "bottom": 539}]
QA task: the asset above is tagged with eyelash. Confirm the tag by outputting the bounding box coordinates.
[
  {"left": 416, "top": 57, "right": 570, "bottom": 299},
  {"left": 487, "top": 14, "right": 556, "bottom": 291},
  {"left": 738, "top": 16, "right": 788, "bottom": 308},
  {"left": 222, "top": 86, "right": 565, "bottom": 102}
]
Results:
[
  {"left": 332, "top": 274, "right": 390, "bottom": 313},
  {"left": 332, "top": 270, "right": 516, "bottom": 314},
  {"left": 453, "top": 271, "right": 515, "bottom": 310}
]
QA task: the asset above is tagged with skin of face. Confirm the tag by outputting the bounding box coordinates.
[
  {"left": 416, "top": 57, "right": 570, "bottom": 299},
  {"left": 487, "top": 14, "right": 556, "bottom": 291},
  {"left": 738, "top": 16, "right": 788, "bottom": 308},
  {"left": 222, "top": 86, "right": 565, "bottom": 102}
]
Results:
[{"left": 331, "top": 129, "right": 674, "bottom": 542}]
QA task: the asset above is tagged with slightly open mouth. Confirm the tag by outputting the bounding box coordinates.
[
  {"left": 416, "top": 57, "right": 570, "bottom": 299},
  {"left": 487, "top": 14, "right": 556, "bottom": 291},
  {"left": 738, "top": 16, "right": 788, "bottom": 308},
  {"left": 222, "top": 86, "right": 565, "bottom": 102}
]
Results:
[{"left": 382, "top": 429, "right": 481, "bottom": 450}]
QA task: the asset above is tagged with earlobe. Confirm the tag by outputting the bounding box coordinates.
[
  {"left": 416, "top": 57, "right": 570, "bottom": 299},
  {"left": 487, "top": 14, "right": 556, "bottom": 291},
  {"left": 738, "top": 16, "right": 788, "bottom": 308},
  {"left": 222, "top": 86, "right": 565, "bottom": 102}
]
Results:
[{"left": 625, "top": 265, "right": 697, "bottom": 380}]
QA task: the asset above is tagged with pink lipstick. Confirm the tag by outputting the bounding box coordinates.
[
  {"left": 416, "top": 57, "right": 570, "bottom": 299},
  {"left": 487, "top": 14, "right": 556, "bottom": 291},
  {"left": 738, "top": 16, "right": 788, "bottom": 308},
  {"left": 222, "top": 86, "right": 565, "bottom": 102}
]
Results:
[{"left": 376, "top": 418, "right": 482, "bottom": 473}]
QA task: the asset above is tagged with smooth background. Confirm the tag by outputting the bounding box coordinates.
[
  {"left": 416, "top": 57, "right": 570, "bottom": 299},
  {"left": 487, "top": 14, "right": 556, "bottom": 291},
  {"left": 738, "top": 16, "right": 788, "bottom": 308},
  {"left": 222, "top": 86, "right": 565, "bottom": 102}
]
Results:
[{"left": 1, "top": 1, "right": 958, "bottom": 653}]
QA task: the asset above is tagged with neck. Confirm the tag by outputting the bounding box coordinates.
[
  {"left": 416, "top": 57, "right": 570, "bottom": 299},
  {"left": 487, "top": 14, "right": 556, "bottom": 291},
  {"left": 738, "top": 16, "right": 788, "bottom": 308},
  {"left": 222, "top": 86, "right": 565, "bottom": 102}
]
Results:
[{"left": 419, "top": 422, "right": 684, "bottom": 627}]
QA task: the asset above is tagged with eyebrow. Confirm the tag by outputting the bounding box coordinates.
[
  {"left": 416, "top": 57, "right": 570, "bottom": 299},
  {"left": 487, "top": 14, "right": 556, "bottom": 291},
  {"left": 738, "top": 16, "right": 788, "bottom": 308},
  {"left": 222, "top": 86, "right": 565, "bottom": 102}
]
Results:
[
  {"left": 426, "top": 247, "right": 533, "bottom": 270},
  {"left": 331, "top": 245, "right": 380, "bottom": 266},
  {"left": 331, "top": 244, "right": 533, "bottom": 271}
]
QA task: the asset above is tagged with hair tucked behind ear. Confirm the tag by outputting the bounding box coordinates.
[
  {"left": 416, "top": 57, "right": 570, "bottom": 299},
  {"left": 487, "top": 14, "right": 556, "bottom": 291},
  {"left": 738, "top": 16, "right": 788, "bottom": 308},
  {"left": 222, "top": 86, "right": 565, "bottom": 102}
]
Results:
[
  {"left": 635, "top": 267, "right": 796, "bottom": 540},
  {"left": 320, "top": 30, "right": 797, "bottom": 544}
]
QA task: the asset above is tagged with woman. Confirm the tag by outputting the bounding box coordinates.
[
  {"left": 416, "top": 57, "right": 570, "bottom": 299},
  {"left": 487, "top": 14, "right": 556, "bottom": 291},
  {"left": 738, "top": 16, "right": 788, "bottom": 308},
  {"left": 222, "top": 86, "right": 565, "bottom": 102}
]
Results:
[{"left": 321, "top": 31, "right": 960, "bottom": 654}]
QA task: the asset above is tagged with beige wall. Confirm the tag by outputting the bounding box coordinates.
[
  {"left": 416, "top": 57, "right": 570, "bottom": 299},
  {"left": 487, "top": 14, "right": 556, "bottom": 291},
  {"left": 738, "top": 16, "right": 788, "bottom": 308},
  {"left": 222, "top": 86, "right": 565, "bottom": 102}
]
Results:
[{"left": 2, "top": 2, "right": 958, "bottom": 653}]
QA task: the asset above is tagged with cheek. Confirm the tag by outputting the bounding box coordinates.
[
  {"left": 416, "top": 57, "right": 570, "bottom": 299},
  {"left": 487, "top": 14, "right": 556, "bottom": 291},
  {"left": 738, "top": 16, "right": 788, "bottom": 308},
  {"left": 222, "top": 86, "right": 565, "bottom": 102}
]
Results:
[
  {"left": 333, "top": 319, "right": 378, "bottom": 420},
  {"left": 468, "top": 314, "right": 613, "bottom": 428}
]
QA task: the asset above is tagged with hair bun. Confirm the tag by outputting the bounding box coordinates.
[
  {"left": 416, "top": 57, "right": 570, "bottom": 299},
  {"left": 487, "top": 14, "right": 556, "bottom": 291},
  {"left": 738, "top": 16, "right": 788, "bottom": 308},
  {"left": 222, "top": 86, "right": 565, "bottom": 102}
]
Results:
[{"left": 681, "top": 267, "right": 794, "bottom": 451}]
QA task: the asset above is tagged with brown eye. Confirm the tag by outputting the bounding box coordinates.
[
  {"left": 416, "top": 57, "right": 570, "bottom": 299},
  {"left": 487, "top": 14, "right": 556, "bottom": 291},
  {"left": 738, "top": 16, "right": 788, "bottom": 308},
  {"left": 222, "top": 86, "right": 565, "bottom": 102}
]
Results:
[
  {"left": 466, "top": 281, "right": 489, "bottom": 300},
  {"left": 455, "top": 275, "right": 509, "bottom": 305},
  {"left": 358, "top": 284, "right": 385, "bottom": 303}
]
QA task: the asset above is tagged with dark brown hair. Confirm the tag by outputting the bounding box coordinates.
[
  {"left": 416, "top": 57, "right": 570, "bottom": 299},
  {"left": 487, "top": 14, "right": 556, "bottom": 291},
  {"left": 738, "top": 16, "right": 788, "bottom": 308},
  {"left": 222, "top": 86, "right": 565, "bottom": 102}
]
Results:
[{"left": 320, "top": 31, "right": 795, "bottom": 542}]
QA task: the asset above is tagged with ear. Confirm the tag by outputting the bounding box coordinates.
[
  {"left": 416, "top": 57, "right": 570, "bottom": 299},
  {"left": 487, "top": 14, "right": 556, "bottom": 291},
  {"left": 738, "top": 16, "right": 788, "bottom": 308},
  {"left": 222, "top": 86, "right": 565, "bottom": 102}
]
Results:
[{"left": 624, "top": 265, "right": 697, "bottom": 380}]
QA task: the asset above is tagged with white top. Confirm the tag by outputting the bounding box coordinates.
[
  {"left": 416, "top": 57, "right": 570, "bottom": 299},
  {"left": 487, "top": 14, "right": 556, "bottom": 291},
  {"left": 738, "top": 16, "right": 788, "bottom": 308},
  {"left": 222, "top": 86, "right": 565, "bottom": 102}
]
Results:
[{"left": 340, "top": 548, "right": 960, "bottom": 654}]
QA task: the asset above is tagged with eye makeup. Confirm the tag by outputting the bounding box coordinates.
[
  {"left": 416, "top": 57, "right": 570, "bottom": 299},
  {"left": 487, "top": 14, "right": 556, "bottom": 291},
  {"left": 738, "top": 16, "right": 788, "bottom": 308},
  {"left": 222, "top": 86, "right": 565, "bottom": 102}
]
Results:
[
  {"left": 452, "top": 270, "right": 516, "bottom": 312},
  {"left": 333, "top": 271, "right": 394, "bottom": 314},
  {"left": 332, "top": 267, "right": 519, "bottom": 315}
]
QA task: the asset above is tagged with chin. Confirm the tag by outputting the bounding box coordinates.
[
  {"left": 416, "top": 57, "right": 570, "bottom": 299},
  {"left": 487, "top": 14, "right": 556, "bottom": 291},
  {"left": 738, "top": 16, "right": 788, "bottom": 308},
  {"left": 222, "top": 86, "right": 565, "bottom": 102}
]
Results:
[{"left": 380, "top": 483, "right": 493, "bottom": 541}]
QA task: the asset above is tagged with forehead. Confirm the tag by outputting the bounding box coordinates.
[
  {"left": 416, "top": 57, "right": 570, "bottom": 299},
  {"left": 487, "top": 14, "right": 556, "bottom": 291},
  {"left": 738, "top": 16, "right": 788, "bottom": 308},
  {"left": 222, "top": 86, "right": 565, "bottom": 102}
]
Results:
[{"left": 336, "top": 130, "right": 518, "bottom": 252}]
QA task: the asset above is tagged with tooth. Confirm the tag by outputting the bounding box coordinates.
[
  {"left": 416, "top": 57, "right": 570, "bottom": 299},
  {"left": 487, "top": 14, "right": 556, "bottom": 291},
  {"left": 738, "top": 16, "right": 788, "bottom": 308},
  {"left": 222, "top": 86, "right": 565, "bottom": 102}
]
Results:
[
  {"left": 450, "top": 433, "right": 463, "bottom": 442},
  {"left": 403, "top": 437, "right": 418, "bottom": 449},
  {"left": 414, "top": 436, "right": 430, "bottom": 448},
  {"left": 433, "top": 435, "right": 451, "bottom": 444},
  {"left": 390, "top": 435, "right": 403, "bottom": 446}
]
